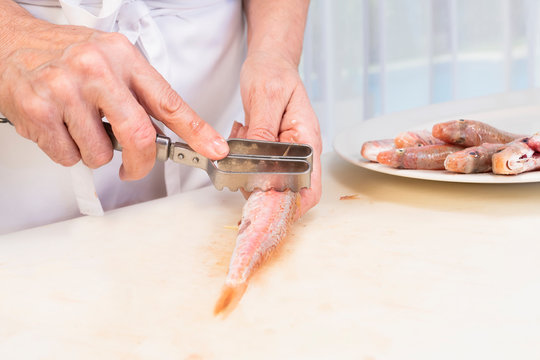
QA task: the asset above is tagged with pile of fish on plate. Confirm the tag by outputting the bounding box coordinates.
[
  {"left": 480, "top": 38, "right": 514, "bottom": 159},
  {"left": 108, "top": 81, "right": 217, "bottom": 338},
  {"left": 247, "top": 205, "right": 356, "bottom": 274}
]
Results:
[{"left": 361, "top": 119, "right": 540, "bottom": 175}]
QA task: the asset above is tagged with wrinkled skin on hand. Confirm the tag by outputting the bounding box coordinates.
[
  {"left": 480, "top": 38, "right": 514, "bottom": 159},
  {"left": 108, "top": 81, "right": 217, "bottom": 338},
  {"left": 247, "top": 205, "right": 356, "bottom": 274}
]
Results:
[
  {"left": 232, "top": 51, "right": 322, "bottom": 217},
  {"left": 0, "top": 20, "right": 228, "bottom": 180}
]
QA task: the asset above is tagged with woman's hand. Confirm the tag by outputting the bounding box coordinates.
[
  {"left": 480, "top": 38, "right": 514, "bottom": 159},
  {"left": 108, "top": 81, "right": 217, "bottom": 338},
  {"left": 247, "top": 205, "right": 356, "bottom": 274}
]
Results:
[
  {"left": 235, "top": 50, "right": 322, "bottom": 217},
  {"left": 0, "top": 6, "right": 228, "bottom": 180}
]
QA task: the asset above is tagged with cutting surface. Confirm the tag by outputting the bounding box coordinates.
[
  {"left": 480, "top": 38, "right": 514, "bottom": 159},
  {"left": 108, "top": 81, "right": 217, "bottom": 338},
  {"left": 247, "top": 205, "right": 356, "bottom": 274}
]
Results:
[{"left": 2, "top": 92, "right": 540, "bottom": 359}]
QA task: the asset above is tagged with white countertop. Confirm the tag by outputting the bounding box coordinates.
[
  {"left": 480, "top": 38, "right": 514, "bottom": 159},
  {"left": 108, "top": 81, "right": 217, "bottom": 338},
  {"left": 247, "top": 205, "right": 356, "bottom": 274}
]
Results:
[{"left": 2, "top": 93, "right": 540, "bottom": 359}]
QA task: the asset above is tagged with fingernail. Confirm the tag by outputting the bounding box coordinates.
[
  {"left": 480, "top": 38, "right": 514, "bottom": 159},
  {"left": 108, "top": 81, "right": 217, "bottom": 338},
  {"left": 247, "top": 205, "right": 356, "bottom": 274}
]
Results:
[{"left": 213, "top": 137, "right": 229, "bottom": 156}]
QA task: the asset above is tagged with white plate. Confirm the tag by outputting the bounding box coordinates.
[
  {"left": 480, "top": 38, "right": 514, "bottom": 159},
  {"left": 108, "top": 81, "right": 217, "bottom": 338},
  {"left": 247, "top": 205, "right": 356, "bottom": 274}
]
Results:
[{"left": 333, "top": 99, "right": 540, "bottom": 184}]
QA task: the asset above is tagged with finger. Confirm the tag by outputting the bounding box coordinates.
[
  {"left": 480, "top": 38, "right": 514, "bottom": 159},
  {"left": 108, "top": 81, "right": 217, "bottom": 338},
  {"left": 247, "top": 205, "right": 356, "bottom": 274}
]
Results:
[
  {"left": 128, "top": 59, "right": 229, "bottom": 160},
  {"left": 229, "top": 122, "right": 249, "bottom": 140},
  {"left": 61, "top": 90, "right": 113, "bottom": 169},
  {"left": 227, "top": 121, "right": 250, "bottom": 199},
  {"left": 278, "top": 88, "right": 322, "bottom": 218},
  {"left": 95, "top": 84, "right": 157, "bottom": 181},
  {"left": 238, "top": 124, "right": 248, "bottom": 139},
  {"left": 294, "top": 127, "right": 322, "bottom": 218},
  {"left": 11, "top": 80, "right": 81, "bottom": 167},
  {"left": 298, "top": 146, "right": 322, "bottom": 217},
  {"left": 242, "top": 82, "right": 288, "bottom": 141},
  {"left": 36, "top": 120, "right": 82, "bottom": 167},
  {"left": 65, "top": 106, "right": 113, "bottom": 169},
  {"left": 279, "top": 88, "right": 321, "bottom": 141},
  {"left": 279, "top": 89, "right": 322, "bottom": 150},
  {"left": 228, "top": 121, "right": 244, "bottom": 139}
]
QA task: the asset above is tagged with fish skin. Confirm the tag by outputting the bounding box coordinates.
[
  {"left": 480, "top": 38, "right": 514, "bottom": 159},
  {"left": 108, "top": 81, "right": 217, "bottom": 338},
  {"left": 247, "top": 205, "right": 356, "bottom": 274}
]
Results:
[
  {"left": 492, "top": 137, "right": 540, "bottom": 175},
  {"left": 444, "top": 143, "right": 503, "bottom": 173},
  {"left": 394, "top": 130, "right": 446, "bottom": 148},
  {"left": 527, "top": 133, "right": 540, "bottom": 152},
  {"left": 214, "top": 189, "right": 300, "bottom": 316},
  {"left": 361, "top": 139, "right": 395, "bottom": 162},
  {"left": 432, "top": 119, "right": 523, "bottom": 147},
  {"left": 376, "top": 144, "right": 463, "bottom": 170}
]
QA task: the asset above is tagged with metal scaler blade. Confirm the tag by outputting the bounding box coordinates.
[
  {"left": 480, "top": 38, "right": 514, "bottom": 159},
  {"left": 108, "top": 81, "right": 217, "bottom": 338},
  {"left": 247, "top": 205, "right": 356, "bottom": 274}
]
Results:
[{"left": 104, "top": 122, "right": 312, "bottom": 192}]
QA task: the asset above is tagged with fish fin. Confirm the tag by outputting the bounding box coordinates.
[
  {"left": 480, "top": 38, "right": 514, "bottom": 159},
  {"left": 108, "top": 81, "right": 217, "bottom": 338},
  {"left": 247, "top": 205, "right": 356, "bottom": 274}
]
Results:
[{"left": 213, "top": 283, "right": 248, "bottom": 317}]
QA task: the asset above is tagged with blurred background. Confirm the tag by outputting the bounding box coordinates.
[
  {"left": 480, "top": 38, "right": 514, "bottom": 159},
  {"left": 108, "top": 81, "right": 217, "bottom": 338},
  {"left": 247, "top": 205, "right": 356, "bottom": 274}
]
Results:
[{"left": 301, "top": 0, "right": 540, "bottom": 150}]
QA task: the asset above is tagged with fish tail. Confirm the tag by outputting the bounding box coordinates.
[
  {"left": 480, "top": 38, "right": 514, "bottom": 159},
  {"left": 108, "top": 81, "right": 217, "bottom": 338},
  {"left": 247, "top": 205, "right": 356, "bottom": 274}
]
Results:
[{"left": 213, "top": 283, "right": 248, "bottom": 317}]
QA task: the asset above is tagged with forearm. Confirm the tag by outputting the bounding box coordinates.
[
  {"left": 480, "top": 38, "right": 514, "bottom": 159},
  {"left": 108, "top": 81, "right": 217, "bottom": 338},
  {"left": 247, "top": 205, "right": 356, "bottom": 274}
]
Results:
[
  {"left": 242, "top": 0, "right": 309, "bottom": 67},
  {"left": 0, "top": 0, "right": 39, "bottom": 59}
]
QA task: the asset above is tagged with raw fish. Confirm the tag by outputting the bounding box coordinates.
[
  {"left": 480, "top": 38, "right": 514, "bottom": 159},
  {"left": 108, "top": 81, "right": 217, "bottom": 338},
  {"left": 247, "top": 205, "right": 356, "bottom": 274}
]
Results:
[{"left": 214, "top": 189, "right": 300, "bottom": 316}]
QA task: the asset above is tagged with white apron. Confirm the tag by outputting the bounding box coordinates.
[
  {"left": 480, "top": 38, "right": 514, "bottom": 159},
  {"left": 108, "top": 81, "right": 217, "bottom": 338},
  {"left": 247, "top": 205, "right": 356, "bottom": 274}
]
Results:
[{"left": 0, "top": 0, "right": 245, "bottom": 234}]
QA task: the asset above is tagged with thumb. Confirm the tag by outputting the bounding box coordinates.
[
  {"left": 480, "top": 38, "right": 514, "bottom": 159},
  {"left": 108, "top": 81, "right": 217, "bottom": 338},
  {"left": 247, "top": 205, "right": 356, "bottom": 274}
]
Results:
[{"left": 243, "top": 91, "right": 286, "bottom": 142}]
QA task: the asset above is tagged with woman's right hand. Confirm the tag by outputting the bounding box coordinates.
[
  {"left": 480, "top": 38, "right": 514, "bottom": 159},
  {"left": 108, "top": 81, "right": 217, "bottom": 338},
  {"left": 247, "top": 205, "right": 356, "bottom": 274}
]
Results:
[{"left": 0, "top": 2, "right": 229, "bottom": 180}]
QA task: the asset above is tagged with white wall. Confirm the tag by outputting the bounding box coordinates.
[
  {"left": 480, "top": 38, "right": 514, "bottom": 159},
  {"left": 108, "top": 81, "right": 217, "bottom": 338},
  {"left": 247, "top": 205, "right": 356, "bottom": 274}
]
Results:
[{"left": 302, "top": 0, "right": 540, "bottom": 151}]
